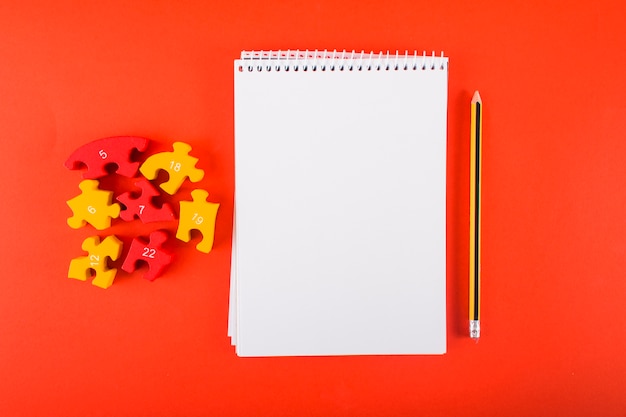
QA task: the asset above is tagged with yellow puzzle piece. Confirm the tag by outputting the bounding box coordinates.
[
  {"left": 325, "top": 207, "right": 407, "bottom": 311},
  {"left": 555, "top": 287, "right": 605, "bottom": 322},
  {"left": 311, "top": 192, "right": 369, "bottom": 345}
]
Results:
[
  {"left": 68, "top": 235, "right": 123, "bottom": 289},
  {"left": 139, "top": 142, "right": 204, "bottom": 195},
  {"left": 176, "top": 189, "right": 219, "bottom": 253},
  {"left": 67, "top": 179, "right": 121, "bottom": 230}
]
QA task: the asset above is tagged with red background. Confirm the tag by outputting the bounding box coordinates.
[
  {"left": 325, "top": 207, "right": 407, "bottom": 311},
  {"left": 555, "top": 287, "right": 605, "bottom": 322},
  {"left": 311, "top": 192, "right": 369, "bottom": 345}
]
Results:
[{"left": 1, "top": 1, "right": 625, "bottom": 416}]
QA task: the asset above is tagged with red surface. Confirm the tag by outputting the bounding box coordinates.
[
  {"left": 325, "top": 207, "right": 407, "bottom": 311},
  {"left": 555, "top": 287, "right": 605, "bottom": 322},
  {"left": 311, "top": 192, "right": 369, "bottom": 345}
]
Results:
[{"left": 1, "top": 1, "right": 625, "bottom": 416}]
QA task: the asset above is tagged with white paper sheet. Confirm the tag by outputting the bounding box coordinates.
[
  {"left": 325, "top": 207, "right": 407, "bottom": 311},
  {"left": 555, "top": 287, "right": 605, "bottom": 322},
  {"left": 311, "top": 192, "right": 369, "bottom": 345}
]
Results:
[{"left": 231, "top": 52, "right": 448, "bottom": 356}]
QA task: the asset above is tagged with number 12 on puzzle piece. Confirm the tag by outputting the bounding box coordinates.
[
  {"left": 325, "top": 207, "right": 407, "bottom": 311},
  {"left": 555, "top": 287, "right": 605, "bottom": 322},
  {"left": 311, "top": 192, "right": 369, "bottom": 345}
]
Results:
[{"left": 68, "top": 235, "right": 123, "bottom": 289}]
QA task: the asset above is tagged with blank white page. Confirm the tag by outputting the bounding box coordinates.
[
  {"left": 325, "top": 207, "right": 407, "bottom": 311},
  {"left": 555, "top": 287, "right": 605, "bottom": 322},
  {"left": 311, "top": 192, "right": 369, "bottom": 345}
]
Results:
[{"left": 233, "top": 51, "right": 448, "bottom": 356}]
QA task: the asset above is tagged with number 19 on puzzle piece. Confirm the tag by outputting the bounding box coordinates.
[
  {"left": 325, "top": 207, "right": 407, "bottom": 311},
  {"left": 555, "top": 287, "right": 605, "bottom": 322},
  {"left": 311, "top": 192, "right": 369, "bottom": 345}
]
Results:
[{"left": 177, "top": 189, "right": 219, "bottom": 253}]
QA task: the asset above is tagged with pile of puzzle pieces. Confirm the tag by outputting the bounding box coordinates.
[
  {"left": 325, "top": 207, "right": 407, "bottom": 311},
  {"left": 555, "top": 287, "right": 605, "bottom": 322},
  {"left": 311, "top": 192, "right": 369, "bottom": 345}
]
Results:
[{"left": 65, "top": 136, "right": 219, "bottom": 289}]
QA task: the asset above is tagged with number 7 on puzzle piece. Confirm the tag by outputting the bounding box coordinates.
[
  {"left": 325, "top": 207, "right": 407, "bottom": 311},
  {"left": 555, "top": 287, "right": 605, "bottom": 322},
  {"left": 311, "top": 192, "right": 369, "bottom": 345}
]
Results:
[
  {"left": 139, "top": 142, "right": 204, "bottom": 195},
  {"left": 68, "top": 235, "right": 123, "bottom": 289},
  {"left": 116, "top": 178, "right": 176, "bottom": 224}
]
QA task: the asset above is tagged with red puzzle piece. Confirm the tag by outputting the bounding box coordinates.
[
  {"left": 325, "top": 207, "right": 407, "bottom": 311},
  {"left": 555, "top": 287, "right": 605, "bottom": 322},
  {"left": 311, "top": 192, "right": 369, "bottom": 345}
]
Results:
[
  {"left": 116, "top": 178, "right": 176, "bottom": 223},
  {"left": 64, "top": 136, "right": 149, "bottom": 179},
  {"left": 121, "top": 230, "right": 173, "bottom": 281}
]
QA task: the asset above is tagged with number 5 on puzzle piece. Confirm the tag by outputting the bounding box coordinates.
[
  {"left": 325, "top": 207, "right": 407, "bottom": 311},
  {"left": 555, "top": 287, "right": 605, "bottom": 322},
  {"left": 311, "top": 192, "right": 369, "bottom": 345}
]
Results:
[
  {"left": 67, "top": 180, "right": 121, "bottom": 230},
  {"left": 68, "top": 235, "right": 123, "bottom": 289},
  {"left": 121, "top": 230, "right": 174, "bottom": 281},
  {"left": 64, "top": 136, "right": 149, "bottom": 179},
  {"left": 139, "top": 142, "right": 204, "bottom": 195},
  {"left": 177, "top": 189, "right": 219, "bottom": 253}
]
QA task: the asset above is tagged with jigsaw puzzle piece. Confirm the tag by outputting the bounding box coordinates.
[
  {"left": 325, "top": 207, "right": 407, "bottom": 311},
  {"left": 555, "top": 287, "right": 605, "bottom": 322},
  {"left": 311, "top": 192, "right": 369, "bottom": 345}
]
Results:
[
  {"left": 68, "top": 235, "right": 123, "bottom": 289},
  {"left": 67, "top": 179, "right": 121, "bottom": 230},
  {"left": 176, "top": 189, "right": 219, "bottom": 253},
  {"left": 121, "top": 230, "right": 174, "bottom": 281},
  {"left": 139, "top": 141, "right": 204, "bottom": 195},
  {"left": 64, "top": 136, "right": 149, "bottom": 179},
  {"left": 116, "top": 178, "right": 175, "bottom": 223}
]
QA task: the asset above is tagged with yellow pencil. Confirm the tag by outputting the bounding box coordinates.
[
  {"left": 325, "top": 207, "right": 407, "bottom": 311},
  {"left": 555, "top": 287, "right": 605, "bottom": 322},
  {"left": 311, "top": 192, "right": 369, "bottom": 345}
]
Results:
[{"left": 469, "top": 91, "right": 482, "bottom": 339}]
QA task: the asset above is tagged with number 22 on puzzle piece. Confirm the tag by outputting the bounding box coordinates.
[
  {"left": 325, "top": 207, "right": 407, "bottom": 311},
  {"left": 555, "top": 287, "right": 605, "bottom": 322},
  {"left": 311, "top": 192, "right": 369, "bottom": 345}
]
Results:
[{"left": 121, "top": 230, "right": 174, "bottom": 281}]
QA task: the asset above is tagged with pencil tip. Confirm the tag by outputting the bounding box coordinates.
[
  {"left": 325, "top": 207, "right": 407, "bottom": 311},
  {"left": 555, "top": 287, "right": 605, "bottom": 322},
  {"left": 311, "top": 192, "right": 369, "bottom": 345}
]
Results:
[{"left": 472, "top": 90, "right": 482, "bottom": 104}]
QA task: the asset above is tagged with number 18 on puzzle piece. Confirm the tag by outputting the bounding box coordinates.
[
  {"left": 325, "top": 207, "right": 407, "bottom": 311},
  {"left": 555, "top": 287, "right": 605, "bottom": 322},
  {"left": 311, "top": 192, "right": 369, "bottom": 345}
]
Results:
[{"left": 139, "top": 142, "right": 204, "bottom": 195}]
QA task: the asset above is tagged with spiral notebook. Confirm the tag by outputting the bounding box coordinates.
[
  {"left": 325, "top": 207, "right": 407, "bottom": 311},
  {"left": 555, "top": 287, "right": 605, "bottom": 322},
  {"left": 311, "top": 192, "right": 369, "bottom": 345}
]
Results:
[{"left": 230, "top": 50, "right": 448, "bottom": 357}]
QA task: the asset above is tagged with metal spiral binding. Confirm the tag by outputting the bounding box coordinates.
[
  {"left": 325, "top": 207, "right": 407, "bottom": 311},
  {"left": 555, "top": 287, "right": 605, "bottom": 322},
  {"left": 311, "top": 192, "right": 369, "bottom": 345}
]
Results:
[{"left": 238, "top": 49, "right": 447, "bottom": 72}]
